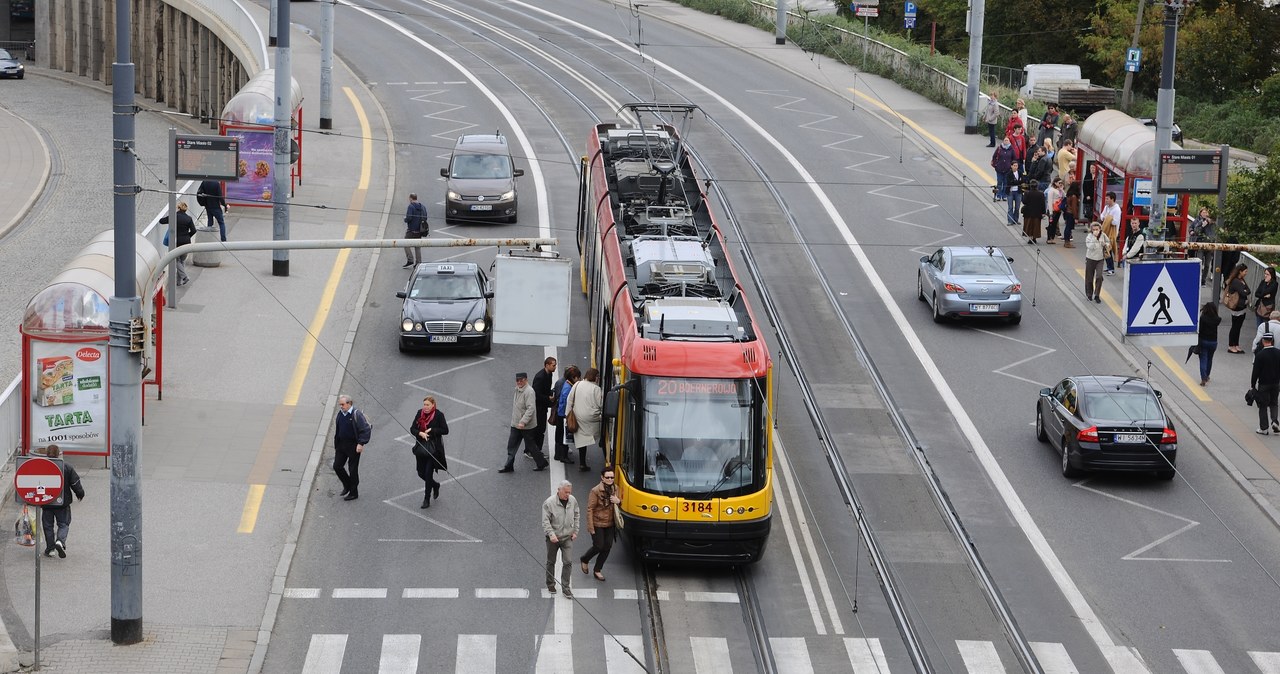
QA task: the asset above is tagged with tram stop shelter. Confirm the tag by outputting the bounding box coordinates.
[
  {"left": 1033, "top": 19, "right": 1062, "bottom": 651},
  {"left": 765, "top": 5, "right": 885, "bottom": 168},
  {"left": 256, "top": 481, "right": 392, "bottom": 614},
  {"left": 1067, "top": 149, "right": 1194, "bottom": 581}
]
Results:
[
  {"left": 218, "top": 68, "right": 304, "bottom": 207},
  {"left": 1073, "top": 110, "right": 1191, "bottom": 244},
  {"left": 20, "top": 231, "right": 164, "bottom": 456}
]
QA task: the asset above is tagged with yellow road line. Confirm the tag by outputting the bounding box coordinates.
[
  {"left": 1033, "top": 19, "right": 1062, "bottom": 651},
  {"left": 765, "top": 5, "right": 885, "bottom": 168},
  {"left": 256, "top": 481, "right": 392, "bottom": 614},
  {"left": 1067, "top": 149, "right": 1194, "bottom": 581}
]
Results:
[
  {"left": 242, "top": 87, "right": 373, "bottom": 533},
  {"left": 848, "top": 88, "right": 995, "bottom": 185}
]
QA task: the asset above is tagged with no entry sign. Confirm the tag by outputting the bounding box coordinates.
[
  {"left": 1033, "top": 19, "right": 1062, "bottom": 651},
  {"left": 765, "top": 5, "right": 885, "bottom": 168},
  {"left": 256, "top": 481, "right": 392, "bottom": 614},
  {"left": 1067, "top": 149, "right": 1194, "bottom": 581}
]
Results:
[{"left": 15, "top": 457, "right": 63, "bottom": 506}]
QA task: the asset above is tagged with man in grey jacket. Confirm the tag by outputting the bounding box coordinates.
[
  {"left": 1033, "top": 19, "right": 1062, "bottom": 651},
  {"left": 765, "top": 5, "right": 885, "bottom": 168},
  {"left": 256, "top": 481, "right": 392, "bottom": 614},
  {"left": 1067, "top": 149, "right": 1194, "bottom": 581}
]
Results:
[
  {"left": 499, "top": 372, "right": 548, "bottom": 473},
  {"left": 542, "top": 481, "right": 580, "bottom": 597}
]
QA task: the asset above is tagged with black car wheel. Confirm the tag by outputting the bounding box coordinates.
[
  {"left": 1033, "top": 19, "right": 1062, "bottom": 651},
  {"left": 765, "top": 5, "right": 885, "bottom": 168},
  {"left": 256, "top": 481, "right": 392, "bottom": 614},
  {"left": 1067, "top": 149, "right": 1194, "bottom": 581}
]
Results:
[
  {"left": 932, "top": 293, "right": 945, "bottom": 323},
  {"left": 917, "top": 273, "right": 926, "bottom": 301},
  {"left": 1035, "top": 408, "right": 1048, "bottom": 442},
  {"left": 1061, "top": 441, "right": 1082, "bottom": 478},
  {"left": 1009, "top": 313, "right": 1022, "bottom": 325},
  {"left": 1156, "top": 465, "right": 1176, "bottom": 480}
]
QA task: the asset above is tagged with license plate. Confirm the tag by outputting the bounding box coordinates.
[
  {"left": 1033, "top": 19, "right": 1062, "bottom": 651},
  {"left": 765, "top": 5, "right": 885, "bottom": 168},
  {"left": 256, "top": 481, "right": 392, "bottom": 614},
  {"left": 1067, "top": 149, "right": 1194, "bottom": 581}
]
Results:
[
  {"left": 429, "top": 335, "right": 458, "bottom": 343},
  {"left": 970, "top": 304, "right": 998, "bottom": 312},
  {"left": 1114, "top": 433, "right": 1146, "bottom": 444},
  {"left": 470, "top": 205, "right": 492, "bottom": 211}
]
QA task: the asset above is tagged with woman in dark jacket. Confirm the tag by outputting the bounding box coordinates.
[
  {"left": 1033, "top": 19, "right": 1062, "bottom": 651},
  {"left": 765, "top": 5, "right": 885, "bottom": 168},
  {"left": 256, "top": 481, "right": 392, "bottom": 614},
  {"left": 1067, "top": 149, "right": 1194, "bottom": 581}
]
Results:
[
  {"left": 1255, "top": 266, "right": 1277, "bottom": 326},
  {"left": 1197, "top": 302, "right": 1221, "bottom": 386},
  {"left": 159, "top": 201, "right": 197, "bottom": 285},
  {"left": 409, "top": 396, "right": 449, "bottom": 508},
  {"left": 1062, "top": 182, "right": 1081, "bottom": 248},
  {"left": 1226, "top": 263, "right": 1251, "bottom": 353}
]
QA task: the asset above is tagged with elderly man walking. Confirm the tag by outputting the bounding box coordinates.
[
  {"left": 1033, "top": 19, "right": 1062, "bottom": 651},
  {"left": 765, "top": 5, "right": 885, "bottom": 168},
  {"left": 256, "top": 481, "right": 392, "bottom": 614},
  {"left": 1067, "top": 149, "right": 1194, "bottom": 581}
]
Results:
[
  {"left": 542, "top": 480, "right": 580, "bottom": 598},
  {"left": 499, "top": 372, "right": 548, "bottom": 472}
]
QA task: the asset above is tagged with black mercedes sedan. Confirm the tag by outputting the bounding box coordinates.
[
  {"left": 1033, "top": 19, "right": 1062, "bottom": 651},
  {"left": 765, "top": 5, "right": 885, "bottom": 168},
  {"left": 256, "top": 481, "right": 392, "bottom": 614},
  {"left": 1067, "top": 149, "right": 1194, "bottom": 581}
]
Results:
[
  {"left": 397, "top": 262, "right": 493, "bottom": 353},
  {"left": 1036, "top": 375, "right": 1177, "bottom": 480}
]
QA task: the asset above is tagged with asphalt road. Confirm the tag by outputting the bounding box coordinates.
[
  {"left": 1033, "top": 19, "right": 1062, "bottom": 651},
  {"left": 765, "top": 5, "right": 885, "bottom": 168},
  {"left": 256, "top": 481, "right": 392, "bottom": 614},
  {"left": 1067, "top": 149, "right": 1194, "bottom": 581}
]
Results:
[{"left": 263, "top": 0, "right": 1280, "bottom": 672}]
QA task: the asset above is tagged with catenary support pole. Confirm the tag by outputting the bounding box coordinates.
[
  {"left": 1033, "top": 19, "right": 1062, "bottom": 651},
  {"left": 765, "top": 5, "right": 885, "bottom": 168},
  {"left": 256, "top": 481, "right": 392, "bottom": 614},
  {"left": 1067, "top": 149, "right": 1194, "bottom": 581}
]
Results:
[
  {"left": 1150, "top": 0, "right": 1181, "bottom": 241},
  {"left": 269, "top": 0, "right": 278, "bottom": 47},
  {"left": 1212, "top": 144, "right": 1230, "bottom": 301},
  {"left": 962, "top": 0, "right": 985, "bottom": 134},
  {"left": 1121, "top": 0, "right": 1147, "bottom": 111},
  {"left": 110, "top": 0, "right": 143, "bottom": 646},
  {"left": 273, "top": 0, "right": 292, "bottom": 277},
  {"left": 774, "top": 0, "right": 787, "bottom": 45},
  {"left": 166, "top": 128, "right": 178, "bottom": 308},
  {"left": 319, "top": 0, "right": 335, "bottom": 129}
]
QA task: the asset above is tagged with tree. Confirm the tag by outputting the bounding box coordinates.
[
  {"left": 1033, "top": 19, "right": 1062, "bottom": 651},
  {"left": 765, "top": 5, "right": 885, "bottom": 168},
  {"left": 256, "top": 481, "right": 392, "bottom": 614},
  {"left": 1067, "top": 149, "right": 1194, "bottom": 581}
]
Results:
[{"left": 1223, "top": 143, "right": 1280, "bottom": 245}]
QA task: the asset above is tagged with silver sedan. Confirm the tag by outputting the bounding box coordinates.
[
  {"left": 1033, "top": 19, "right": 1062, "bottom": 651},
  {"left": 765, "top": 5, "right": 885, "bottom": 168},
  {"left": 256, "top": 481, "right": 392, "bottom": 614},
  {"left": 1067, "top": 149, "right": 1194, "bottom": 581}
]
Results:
[{"left": 917, "top": 246, "right": 1023, "bottom": 324}]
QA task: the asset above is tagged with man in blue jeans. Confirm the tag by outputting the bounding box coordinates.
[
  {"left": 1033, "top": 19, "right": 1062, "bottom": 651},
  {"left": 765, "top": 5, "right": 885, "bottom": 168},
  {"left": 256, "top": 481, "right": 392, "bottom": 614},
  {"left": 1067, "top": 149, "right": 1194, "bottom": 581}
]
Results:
[{"left": 197, "top": 179, "right": 230, "bottom": 241}]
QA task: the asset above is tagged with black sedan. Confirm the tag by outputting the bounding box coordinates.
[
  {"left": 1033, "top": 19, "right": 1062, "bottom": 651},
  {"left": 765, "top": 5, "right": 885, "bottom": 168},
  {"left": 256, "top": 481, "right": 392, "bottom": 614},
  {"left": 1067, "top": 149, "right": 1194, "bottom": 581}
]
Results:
[
  {"left": 397, "top": 262, "right": 493, "bottom": 353},
  {"left": 1036, "top": 375, "right": 1177, "bottom": 480}
]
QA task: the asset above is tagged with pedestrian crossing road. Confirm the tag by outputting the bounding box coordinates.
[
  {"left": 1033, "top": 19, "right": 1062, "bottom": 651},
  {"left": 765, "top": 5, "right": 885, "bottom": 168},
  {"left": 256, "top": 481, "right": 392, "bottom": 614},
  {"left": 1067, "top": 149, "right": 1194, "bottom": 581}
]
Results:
[{"left": 298, "top": 631, "right": 1280, "bottom": 674}]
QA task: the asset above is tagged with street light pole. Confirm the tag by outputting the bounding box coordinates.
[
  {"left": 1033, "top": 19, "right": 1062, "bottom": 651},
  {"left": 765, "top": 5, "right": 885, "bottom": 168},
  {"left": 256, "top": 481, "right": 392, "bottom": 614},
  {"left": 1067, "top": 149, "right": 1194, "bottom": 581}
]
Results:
[
  {"left": 1149, "top": 0, "right": 1185, "bottom": 240},
  {"left": 273, "top": 0, "right": 292, "bottom": 277},
  {"left": 962, "top": 0, "right": 986, "bottom": 134}
]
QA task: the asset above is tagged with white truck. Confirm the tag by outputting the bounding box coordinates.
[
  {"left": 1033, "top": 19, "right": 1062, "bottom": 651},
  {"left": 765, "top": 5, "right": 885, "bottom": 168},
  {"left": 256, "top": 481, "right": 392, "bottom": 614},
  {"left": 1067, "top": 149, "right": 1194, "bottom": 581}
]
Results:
[{"left": 1021, "top": 64, "right": 1117, "bottom": 113}]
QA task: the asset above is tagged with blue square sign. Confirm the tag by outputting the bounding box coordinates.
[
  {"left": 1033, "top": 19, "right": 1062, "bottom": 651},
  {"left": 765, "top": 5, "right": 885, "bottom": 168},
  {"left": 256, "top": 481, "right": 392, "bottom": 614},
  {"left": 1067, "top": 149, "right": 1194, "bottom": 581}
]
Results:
[{"left": 1123, "top": 259, "right": 1200, "bottom": 341}]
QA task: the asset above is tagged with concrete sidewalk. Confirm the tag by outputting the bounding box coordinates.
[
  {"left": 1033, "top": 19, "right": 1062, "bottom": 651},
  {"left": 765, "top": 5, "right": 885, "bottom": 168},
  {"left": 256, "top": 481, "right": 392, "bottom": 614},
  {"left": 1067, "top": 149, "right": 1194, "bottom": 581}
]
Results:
[
  {"left": 0, "top": 7, "right": 394, "bottom": 674},
  {"left": 651, "top": 1, "right": 1280, "bottom": 520}
]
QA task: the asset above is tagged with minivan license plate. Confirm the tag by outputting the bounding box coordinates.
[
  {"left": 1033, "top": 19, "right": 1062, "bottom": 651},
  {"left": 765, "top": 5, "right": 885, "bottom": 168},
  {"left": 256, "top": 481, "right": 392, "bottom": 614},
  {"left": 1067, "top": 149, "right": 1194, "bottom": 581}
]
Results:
[
  {"left": 1114, "top": 433, "right": 1145, "bottom": 443},
  {"left": 971, "top": 304, "right": 998, "bottom": 312},
  {"left": 430, "top": 335, "right": 458, "bottom": 343},
  {"left": 471, "top": 205, "right": 492, "bottom": 211}
]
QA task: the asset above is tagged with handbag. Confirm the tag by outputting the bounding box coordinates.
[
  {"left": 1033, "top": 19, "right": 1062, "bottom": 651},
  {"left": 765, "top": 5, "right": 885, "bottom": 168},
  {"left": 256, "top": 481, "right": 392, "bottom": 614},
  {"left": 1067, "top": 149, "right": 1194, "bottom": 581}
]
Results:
[
  {"left": 1257, "top": 302, "right": 1272, "bottom": 318},
  {"left": 565, "top": 410, "right": 578, "bottom": 433},
  {"left": 1247, "top": 388, "right": 1257, "bottom": 407},
  {"left": 613, "top": 503, "right": 625, "bottom": 530},
  {"left": 1224, "top": 290, "right": 1242, "bottom": 311}
]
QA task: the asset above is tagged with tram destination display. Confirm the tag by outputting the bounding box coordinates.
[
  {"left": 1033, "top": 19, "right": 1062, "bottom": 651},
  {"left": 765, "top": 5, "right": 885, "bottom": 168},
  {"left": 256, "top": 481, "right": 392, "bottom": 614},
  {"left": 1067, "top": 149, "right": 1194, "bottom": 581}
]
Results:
[
  {"left": 175, "top": 134, "right": 241, "bottom": 181},
  {"left": 1156, "top": 149, "right": 1221, "bottom": 194}
]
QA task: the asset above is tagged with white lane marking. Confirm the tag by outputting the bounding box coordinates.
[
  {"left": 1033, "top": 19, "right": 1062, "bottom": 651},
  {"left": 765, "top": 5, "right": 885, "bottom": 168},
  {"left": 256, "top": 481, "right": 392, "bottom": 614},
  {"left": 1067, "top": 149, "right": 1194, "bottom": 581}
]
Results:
[
  {"left": 605, "top": 635, "right": 647, "bottom": 673},
  {"left": 1073, "top": 480, "right": 1231, "bottom": 563},
  {"left": 691, "top": 637, "right": 732, "bottom": 674},
  {"left": 332, "top": 588, "right": 387, "bottom": 598},
  {"left": 476, "top": 588, "right": 529, "bottom": 599},
  {"left": 511, "top": 5, "right": 1135, "bottom": 669},
  {"left": 542, "top": 587, "right": 597, "bottom": 599},
  {"left": 456, "top": 634, "right": 496, "bottom": 674},
  {"left": 769, "top": 440, "right": 828, "bottom": 634},
  {"left": 403, "top": 587, "right": 459, "bottom": 598},
  {"left": 770, "top": 637, "right": 814, "bottom": 674},
  {"left": 284, "top": 588, "right": 320, "bottom": 598},
  {"left": 774, "top": 436, "right": 843, "bottom": 634},
  {"left": 1172, "top": 649, "right": 1227, "bottom": 674},
  {"left": 301, "top": 634, "right": 347, "bottom": 674},
  {"left": 1030, "top": 642, "right": 1080, "bottom": 674},
  {"left": 381, "top": 496, "right": 484, "bottom": 542},
  {"left": 614, "top": 589, "right": 639, "bottom": 600},
  {"left": 969, "top": 327, "right": 1059, "bottom": 388},
  {"left": 957, "top": 640, "right": 1006, "bottom": 673},
  {"left": 534, "top": 634, "right": 573, "bottom": 674},
  {"left": 653, "top": 590, "right": 671, "bottom": 601},
  {"left": 342, "top": 2, "right": 550, "bottom": 247},
  {"left": 684, "top": 591, "right": 739, "bottom": 603},
  {"left": 378, "top": 634, "right": 420, "bottom": 674},
  {"left": 844, "top": 638, "right": 890, "bottom": 673},
  {"left": 1250, "top": 651, "right": 1280, "bottom": 674}
]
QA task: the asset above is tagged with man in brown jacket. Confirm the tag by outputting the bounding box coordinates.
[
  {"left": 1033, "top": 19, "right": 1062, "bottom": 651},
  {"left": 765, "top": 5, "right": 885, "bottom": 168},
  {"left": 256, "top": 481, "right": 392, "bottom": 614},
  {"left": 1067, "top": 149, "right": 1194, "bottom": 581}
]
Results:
[{"left": 579, "top": 467, "right": 621, "bottom": 581}]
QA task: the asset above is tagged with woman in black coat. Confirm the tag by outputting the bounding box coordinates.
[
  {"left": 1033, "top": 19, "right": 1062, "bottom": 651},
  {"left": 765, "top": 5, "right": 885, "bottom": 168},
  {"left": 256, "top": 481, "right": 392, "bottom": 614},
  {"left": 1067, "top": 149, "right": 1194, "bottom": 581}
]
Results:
[
  {"left": 1196, "top": 302, "right": 1221, "bottom": 386},
  {"left": 1254, "top": 266, "right": 1277, "bottom": 326},
  {"left": 159, "top": 201, "right": 197, "bottom": 285},
  {"left": 1225, "top": 263, "right": 1252, "bottom": 353},
  {"left": 409, "top": 396, "right": 449, "bottom": 508}
]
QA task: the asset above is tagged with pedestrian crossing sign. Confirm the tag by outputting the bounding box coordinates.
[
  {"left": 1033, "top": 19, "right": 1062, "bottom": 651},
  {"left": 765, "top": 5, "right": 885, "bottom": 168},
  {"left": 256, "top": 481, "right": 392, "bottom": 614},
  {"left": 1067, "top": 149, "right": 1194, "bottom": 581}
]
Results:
[{"left": 1123, "top": 259, "right": 1200, "bottom": 345}]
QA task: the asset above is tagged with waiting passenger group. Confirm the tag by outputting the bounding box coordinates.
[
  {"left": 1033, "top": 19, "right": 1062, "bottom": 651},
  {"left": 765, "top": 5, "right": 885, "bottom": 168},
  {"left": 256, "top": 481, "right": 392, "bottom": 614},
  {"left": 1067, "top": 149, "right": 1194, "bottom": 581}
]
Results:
[{"left": 329, "top": 355, "right": 620, "bottom": 599}]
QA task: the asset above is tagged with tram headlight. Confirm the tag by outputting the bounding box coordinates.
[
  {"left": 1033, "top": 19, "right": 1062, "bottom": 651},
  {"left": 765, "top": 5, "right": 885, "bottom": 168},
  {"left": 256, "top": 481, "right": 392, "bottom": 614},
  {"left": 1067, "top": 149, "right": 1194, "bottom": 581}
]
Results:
[
  {"left": 725, "top": 507, "right": 734, "bottom": 515},
  {"left": 662, "top": 506, "right": 671, "bottom": 514}
]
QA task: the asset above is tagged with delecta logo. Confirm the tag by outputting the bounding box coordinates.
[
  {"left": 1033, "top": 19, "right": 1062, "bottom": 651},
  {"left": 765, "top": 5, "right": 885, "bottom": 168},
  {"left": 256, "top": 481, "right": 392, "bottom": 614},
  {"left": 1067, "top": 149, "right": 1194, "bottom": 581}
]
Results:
[{"left": 44, "top": 410, "right": 94, "bottom": 429}]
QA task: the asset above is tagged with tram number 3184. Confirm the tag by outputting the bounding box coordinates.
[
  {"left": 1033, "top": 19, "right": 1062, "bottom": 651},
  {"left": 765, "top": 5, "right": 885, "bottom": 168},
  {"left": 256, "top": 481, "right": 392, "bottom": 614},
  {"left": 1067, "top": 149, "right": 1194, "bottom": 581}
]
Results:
[{"left": 683, "top": 501, "right": 716, "bottom": 513}]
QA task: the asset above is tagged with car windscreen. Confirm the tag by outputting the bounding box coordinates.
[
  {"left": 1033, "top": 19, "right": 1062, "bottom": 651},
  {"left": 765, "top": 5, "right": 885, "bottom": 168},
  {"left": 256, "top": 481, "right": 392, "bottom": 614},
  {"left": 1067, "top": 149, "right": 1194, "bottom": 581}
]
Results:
[
  {"left": 451, "top": 153, "right": 511, "bottom": 180},
  {"left": 0, "top": 50, "right": 11, "bottom": 60},
  {"left": 1083, "top": 391, "right": 1161, "bottom": 423},
  {"left": 408, "top": 274, "right": 482, "bottom": 300},
  {"left": 950, "top": 256, "right": 1012, "bottom": 276}
]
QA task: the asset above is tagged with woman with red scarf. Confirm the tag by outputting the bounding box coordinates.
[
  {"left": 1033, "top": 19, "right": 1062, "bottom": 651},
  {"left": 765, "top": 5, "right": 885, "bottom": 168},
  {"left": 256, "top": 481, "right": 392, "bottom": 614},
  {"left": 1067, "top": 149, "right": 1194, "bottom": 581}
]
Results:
[{"left": 409, "top": 396, "right": 450, "bottom": 508}]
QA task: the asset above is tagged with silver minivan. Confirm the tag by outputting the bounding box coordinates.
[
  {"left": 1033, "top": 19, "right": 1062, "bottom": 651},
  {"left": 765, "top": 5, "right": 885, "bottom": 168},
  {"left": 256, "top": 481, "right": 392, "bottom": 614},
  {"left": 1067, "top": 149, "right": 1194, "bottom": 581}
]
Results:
[{"left": 440, "top": 133, "right": 523, "bottom": 224}]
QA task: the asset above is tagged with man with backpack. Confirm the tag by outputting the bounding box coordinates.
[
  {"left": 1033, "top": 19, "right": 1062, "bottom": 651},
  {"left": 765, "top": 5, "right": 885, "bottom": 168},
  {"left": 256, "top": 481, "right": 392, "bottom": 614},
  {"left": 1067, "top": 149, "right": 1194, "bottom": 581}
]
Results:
[
  {"left": 196, "top": 179, "right": 229, "bottom": 242},
  {"left": 333, "top": 394, "right": 372, "bottom": 500},
  {"left": 403, "top": 192, "right": 429, "bottom": 268},
  {"left": 41, "top": 445, "right": 85, "bottom": 558}
]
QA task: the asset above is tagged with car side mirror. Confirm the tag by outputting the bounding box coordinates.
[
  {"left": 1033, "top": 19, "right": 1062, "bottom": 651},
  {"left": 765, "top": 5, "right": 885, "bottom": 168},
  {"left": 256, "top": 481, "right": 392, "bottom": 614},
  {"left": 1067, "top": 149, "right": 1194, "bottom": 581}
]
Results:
[
  {"left": 603, "top": 388, "right": 620, "bottom": 420},
  {"left": 1154, "top": 389, "right": 1163, "bottom": 398},
  {"left": 484, "top": 291, "right": 494, "bottom": 299},
  {"left": 1039, "top": 387, "right": 1051, "bottom": 397},
  {"left": 920, "top": 255, "right": 929, "bottom": 264},
  {"left": 513, "top": 168, "right": 525, "bottom": 178},
  {"left": 439, "top": 168, "right": 449, "bottom": 177},
  {"left": 1007, "top": 257, "right": 1015, "bottom": 263},
  {"left": 396, "top": 291, "right": 407, "bottom": 299}
]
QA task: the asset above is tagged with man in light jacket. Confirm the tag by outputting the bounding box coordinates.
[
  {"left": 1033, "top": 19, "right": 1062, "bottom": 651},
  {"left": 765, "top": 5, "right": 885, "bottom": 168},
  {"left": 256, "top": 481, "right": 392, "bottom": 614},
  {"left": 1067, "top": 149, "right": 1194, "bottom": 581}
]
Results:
[
  {"left": 542, "top": 481, "right": 580, "bottom": 597},
  {"left": 500, "top": 372, "right": 548, "bottom": 473}
]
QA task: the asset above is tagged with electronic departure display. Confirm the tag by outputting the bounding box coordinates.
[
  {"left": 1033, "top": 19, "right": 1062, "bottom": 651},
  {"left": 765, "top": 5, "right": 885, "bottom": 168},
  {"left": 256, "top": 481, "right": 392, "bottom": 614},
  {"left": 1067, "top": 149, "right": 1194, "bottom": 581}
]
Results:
[
  {"left": 175, "top": 134, "right": 241, "bottom": 181},
  {"left": 1157, "top": 149, "right": 1222, "bottom": 194}
]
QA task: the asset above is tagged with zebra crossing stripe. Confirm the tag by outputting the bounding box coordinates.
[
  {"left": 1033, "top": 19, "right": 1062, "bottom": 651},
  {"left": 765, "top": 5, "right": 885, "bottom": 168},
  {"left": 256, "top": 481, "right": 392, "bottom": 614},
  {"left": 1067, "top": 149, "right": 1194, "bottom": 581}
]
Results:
[
  {"left": 843, "top": 638, "right": 889, "bottom": 674},
  {"left": 1173, "top": 649, "right": 1227, "bottom": 674},
  {"left": 475, "top": 588, "right": 528, "bottom": 599},
  {"left": 770, "top": 637, "right": 814, "bottom": 674},
  {"left": 691, "top": 636, "right": 732, "bottom": 673},
  {"left": 1251, "top": 651, "right": 1280, "bottom": 674},
  {"left": 685, "top": 591, "right": 739, "bottom": 603},
  {"left": 1030, "top": 641, "right": 1079, "bottom": 674},
  {"left": 957, "top": 640, "right": 1006, "bottom": 673},
  {"left": 534, "top": 634, "right": 573, "bottom": 673},
  {"left": 378, "top": 635, "right": 419, "bottom": 674},
  {"left": 455, "top": 634, "right": 495, "bottom": 674},
  {"left": 284, "top": 588, "right": 321, "bottom": 599},
  {"left": 604, "top": 634, "right": 646, "bottom": 673},
  {"left": 1102, "top": 645, "right": 1153, "bottom": 674},
  {"left": 301, "top": 634, "right": 346, "bottom": 674}
]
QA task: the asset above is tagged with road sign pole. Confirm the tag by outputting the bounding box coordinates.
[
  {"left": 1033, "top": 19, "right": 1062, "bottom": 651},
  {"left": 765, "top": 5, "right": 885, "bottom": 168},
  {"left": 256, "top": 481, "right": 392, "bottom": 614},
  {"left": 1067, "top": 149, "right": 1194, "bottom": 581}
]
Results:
[
  {"left": 775, "top": 0, "right": 787, "bottom": 45},
  {"left": 34, "top": 519, "right": 40, "bottom": 670}
]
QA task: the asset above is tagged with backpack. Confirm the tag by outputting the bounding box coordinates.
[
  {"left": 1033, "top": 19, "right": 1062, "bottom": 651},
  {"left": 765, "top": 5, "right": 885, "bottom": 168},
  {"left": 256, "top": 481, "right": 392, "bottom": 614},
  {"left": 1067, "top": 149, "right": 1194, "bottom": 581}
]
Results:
[{"left": 1257, "top": 321, "right": 1274, "bottom": 354}]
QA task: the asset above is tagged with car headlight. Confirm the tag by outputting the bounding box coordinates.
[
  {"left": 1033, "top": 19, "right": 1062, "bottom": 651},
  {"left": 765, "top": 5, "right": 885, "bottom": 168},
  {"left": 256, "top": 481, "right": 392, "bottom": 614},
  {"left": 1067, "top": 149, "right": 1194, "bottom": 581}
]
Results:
[
  {"left": 447, "top": 191, "right": 460, "bottom": 200},
  {"left": 402, "top": 318, "right": 414, "bottom": 332},
  {"left": 473, "top": 318, "right": 486, "bottom": 332},
  {"left": 500, "top": 190, "right": 515, "bottom": 201},
  {"left": 464, "top": 322, "right": 474, "bottom": 332}
]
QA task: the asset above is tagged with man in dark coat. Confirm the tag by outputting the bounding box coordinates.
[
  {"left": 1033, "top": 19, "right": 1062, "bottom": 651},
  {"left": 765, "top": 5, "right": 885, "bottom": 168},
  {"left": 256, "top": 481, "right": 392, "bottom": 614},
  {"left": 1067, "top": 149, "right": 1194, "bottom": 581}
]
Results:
[
  {"left": 1252, "top": 333, "right": 1280, "bottom": 434},
  {"left": 333, "top": 394, "right": 373, "bottom": 500},
  {"left": 41, "top": 445, "right": 85, "bottom": 559},
  {"left": 531, "top": 357, "right": 557, "bottom": 453},
  {"left": 196, "top": 179, "right": 230, "bottom": 241},
  {"left": 1021, "top": 182, "right": 1046, "bottom": 244},
  {"left": 990, "top": 140, "right": 1014, "bottom": 201}
]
